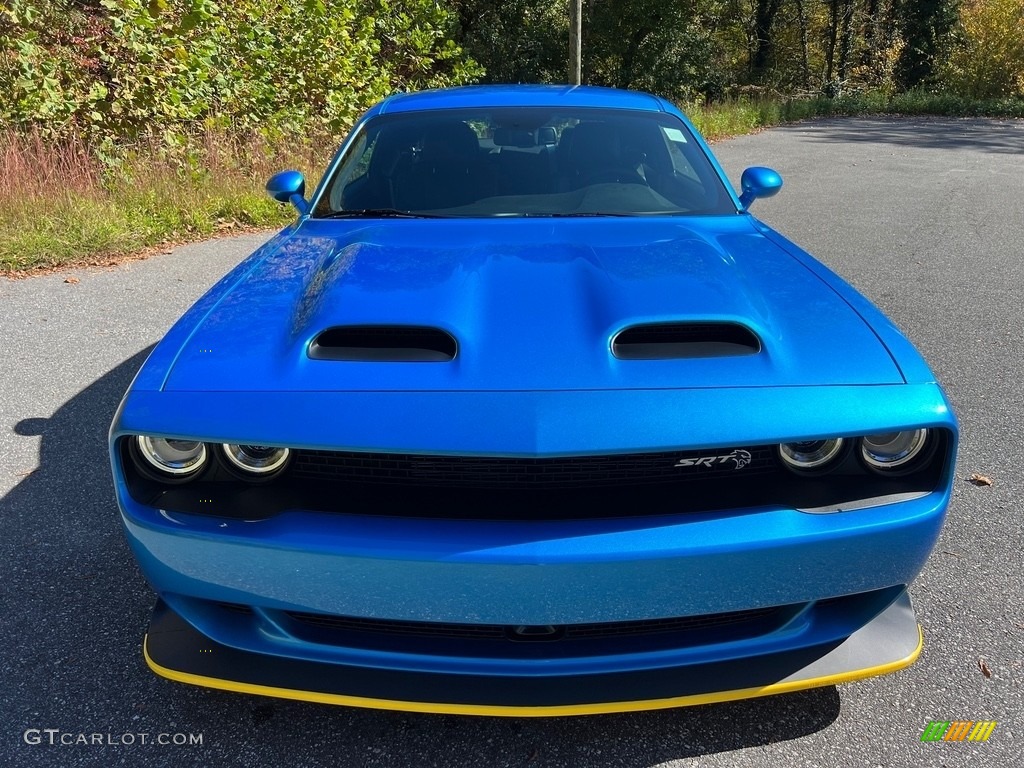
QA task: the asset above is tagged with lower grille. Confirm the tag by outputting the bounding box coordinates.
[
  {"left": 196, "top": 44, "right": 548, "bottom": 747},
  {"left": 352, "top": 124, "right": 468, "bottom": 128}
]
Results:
[
  {"left": 291, "top": 446, "right": 776, "bottom": 490},
  {"left": 287, "top": 613, "right": 508, "bottom": 640},
  {"left": 284, "top": 605, "right": 787, "bottom": 642}
]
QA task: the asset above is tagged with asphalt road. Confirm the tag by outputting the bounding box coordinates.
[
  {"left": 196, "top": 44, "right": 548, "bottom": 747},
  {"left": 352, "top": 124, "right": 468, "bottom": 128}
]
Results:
[{"left": 2, "top": 117, "right": 1022, "bottom": 767}]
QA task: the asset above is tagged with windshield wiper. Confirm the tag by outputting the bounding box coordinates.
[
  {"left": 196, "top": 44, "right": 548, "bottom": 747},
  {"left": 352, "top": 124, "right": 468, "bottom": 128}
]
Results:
[
  {"left": 544, "top": 212, "right": 635, "bottom": 218},
  {"left": 318, "top": 208, "right": 444, "bottom": 219}
]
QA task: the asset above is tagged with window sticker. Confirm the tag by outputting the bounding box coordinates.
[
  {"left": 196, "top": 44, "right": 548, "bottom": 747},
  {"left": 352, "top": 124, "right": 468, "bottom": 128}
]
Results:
[{"left": 662, "top": 127, "right": 687, "bottom": 143}]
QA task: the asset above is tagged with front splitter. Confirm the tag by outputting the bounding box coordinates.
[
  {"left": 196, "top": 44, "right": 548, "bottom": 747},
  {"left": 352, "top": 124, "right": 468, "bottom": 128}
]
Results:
[{"left": 143, "top": 592, "right": 922, "bottom": 717}]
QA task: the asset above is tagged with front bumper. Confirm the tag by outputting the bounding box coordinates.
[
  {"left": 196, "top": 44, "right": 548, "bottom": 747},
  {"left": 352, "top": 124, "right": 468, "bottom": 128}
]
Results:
[
  {"left": 119, "top": 487, "right": 948, "bottom": 625},
  {"left": 144, "top": 590, "right": 923, "bottom": 716},
  {"left": 113, "top": 384, "right": 955, "bottom": 713},
  {"left": 119, "top": 456, "right": 947, "bottom": 713}
]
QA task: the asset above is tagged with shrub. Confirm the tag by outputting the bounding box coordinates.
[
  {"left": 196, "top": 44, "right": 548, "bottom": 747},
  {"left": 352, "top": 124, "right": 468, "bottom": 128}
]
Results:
[
  {"left": 0, "top": 0, "right": 480, "bottom": 144},
  {"left": 942, "top": 0, "right": 1024, "bottom": 98}
]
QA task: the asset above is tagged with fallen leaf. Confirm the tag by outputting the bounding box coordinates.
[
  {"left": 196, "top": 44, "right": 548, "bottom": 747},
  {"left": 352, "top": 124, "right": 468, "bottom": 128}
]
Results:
[
  {"left": 64, "top": 276, "right": 79, "bottom": 284},
  {"left": 968, "top": 473, "right": 993, "bottom": 487},
  {"left": 979, "top": 658, "right": 992, "bottom": 678}
]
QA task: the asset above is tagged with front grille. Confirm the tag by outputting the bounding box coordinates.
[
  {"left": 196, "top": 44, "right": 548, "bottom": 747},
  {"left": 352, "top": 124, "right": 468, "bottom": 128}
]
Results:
[
  {"left": 285, "top": 605, "right": 787, "bottom": 642},
  {"left": 291, "top": 446, "right": 776, "bottom": 490},
  {"left": 287, "top": 613, "right": 508, "bottom": 640}
]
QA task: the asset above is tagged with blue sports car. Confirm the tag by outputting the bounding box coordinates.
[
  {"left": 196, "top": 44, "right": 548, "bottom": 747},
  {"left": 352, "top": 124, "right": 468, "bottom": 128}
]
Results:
[{"left": 110, "top": 85, "right": 957, "bottom": 715}]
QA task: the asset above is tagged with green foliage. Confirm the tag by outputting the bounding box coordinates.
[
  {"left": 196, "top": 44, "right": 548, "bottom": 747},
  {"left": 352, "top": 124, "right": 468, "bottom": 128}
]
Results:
[
  {"left": 0, "top": 1, "right": 101, "bottom": 127},
  {"left": 583, "top": 0, "right": 718, "bottom": 102},
  {"left": 374, "top": 0, "right": 482, "bottom": 91},
  {"left": 885, "top": 88, "right": 1024, "bottom": 115},
  {"left": 5, "top": 0, "right": 1019, "bottom": 147},
  {"left": 452, "top": 1, "right": 720, "bottom": 102},
  {"left": 895, "top": 0, "right": 959, "bottom": 89},
  {"left": 941, "top": 0, "right": 1024, "bottom": 98},
  {"left": 0, "top": 0, "right": 478, "bottom": 143},
  {"left": 450, "top": 1, "right": 568, "bottom": 83},
  {"left": 450, "top": 1, "right": 919, "bottom": 99}
]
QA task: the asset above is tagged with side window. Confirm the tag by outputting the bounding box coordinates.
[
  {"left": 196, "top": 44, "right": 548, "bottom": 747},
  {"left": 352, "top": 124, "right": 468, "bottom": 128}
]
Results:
[
  {"left": 348, "top": 135, "right": 375, "bottom": 183},
  {"left": 327, "top": 131, "right": 374, "bottom": 210}
]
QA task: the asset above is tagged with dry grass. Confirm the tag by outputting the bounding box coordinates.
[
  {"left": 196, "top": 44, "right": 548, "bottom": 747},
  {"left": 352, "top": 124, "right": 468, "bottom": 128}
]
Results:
[
  {"left": 0, "top": 127, "right": 331, "bottom": 274},
  {"left": 0, "top": 128, "right": 102, "bottom": 201}
]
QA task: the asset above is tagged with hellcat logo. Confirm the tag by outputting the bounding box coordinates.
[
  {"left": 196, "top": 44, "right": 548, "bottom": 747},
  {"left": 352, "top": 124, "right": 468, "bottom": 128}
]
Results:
[{"left": 674, "top": 449, "right": 752, "bottom": 470}]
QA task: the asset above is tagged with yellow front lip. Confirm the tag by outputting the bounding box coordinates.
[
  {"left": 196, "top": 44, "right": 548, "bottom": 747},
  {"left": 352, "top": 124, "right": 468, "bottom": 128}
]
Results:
[{"left": 143, "top": 625, "right": 923, "bottom": 717}]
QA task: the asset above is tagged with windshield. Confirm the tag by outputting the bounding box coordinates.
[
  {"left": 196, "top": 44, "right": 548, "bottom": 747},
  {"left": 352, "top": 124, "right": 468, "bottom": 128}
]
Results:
[{"left": 314, "top": 107, "right": 736, "bottom": 218}]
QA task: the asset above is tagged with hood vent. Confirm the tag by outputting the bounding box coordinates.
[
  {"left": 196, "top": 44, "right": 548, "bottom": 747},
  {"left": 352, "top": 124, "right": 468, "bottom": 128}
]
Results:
[
  {"left": 309, "top": 325, "right": 457, "bottom": 362},
  {"left": 612, "top": 322, "right": 761, "bottom": 360}
]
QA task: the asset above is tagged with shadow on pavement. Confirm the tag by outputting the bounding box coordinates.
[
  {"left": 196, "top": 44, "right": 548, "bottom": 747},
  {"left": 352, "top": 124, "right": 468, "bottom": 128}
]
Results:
[
  {"left": 2, "top": 349, "right": 156, "bottom": 722},
  {"left": 790, "top": 116, "right": 1024, "bottom": 154},
  {"left": 2, "top": 348, "right": 840, "bottom": 766}
]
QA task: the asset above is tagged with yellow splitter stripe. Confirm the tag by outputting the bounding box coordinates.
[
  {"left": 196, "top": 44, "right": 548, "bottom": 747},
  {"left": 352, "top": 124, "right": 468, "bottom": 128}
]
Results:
[{"left": 143, "top": 626, "right": 923, "bottom": 717}]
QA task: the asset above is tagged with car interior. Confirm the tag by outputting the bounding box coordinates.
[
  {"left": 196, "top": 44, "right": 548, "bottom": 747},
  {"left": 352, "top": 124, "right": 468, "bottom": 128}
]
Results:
[{"left": 327, "top": 110, "right": 731, "bottom": 216}]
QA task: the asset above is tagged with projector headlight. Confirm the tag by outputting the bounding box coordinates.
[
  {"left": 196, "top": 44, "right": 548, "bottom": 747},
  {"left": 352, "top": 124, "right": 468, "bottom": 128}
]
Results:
[
  {"left": 778, "top": 438, "right": 845, "bottom": 473},
  {"left": 135, "top": 436, "right": 208, "bottom": 477},
  {"left": 860, "top": 430, "right": 929, "bottom": 470},
  {"left": 221, "top": 443, "right": 291, "bottom": 477}
]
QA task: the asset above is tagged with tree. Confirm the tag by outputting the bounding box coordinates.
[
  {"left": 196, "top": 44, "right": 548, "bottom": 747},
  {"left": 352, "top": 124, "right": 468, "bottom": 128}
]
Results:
[
  {"left": 449, "top": 1, "right": 567, "bottom": 84},
  {"left": 751, "top": 0, "right": 784, "bottom": 79},
  {"left": 895, "top": 0, "right": 958, "bottom": 88},
  {"left": 942, "top": 0, "right": 1024, "bottom": 97},
  {"left": 583, "top": 0, "right": 716, "bottom": 100}
]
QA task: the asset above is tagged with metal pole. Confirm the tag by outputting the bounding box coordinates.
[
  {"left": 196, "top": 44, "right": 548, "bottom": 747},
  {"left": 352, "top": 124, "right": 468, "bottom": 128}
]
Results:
[{"left": 569, "top": 0, "right": 581, "bottom": 85}]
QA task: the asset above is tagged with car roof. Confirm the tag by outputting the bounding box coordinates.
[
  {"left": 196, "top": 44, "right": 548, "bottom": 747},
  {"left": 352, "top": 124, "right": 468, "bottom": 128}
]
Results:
[{"left": 374, "top": 85, "right": 669, "bottom": 115}]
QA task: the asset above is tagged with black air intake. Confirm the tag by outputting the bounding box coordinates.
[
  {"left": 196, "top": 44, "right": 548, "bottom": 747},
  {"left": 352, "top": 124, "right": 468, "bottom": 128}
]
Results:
[
  {"left": 611, "top": 322, "right": 761, "bottom": 360},
  {"left": 309, "top": 325, "right": 457, "bottom": 362}
]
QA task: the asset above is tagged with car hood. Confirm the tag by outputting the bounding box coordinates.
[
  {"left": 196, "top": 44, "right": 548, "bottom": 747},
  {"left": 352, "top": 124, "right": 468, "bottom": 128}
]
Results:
[{"left": 161, "top": 217, "right": 902, "bottom": 392}]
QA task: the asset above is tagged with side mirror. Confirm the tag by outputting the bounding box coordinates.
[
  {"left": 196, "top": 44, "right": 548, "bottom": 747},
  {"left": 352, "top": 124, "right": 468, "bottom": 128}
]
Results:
[
  {"left": 266, "top": 170, "right": 309, "bottom": 215},
  {"left": 738, "top": 166, "right": 783, "bottom": 210}
]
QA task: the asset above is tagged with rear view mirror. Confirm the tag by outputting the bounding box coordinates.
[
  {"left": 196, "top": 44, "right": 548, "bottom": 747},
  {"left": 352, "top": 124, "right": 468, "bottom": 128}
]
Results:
[{"left": 493, "top": 128, "right": 536, "bottom": 148}]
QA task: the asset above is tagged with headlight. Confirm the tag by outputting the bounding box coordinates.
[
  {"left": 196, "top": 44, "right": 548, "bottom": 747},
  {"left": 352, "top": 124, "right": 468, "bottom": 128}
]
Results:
[
  {"left": 778, "top": 438, "right": 845, "bottom": 472},
  {"left": 221, "top": 444, "right": 290, "bottom": 476},
  {"left": 135, "top": 436, "right": 207, "bottom": 477},
  {"left": 860, "top": 429, "right": 929, "bottom": 470}
]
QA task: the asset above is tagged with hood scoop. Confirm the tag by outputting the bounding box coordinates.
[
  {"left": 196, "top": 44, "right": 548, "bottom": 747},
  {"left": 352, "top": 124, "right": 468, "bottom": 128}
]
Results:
[
  {"left": 612, "top": 323, "right": 761, "bottom": 360},
  {"left": 309, "top": 325, "right": 457, "bottom": 362}
]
